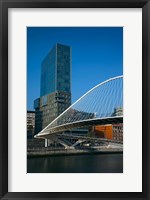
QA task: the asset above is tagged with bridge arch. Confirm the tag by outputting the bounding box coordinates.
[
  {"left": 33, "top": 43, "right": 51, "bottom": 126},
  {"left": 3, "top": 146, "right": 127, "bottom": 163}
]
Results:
[{"left": 35, "top": 75, "right": 123, "bottom": 138}]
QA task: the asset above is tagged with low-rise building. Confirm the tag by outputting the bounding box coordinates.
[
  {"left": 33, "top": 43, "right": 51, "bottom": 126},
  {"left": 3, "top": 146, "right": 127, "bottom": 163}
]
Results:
[
  {"left": 93, "top": 124, "right": 123, "bottom": 141},
  {"left": 112, "top": 124, "right": 123, "bottom": 141}
]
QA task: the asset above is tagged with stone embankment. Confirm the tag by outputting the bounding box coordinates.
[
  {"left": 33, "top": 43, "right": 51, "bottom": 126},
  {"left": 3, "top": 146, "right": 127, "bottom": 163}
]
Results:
[{"left": 27, "top": 147, "right": 123, "bottom": 157}]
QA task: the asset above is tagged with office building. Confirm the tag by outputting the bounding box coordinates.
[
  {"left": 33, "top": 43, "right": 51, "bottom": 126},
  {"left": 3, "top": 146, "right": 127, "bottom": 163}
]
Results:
[
  {"left": 34, "top": 43, "right": 71, "bottom": 134},
  {"left": 27, "top": 110, "right": 35, "bottom": 139},
  {"left": 40, "top": 43, "right": 71, "bottom": 96}
]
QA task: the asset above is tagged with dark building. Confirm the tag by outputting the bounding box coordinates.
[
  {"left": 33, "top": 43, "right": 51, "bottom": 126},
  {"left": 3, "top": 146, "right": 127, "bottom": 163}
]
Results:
[
  {"left": 34, "top": 43, "right": 71, "bottom": 134},
  {"left": 27, "top": 111, "right": 35, "bottom": 139}
]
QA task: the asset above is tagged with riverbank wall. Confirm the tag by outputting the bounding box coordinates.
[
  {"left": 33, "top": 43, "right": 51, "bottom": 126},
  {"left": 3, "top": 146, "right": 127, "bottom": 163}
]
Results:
[{"left": 27, "top": 148, "right": 123, "bottom": 157}]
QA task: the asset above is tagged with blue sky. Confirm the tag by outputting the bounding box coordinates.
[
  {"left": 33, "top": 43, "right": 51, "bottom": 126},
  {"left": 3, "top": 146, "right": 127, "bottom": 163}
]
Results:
[{"left": 27, "top": 27, "right": 123, "bottom": 110}]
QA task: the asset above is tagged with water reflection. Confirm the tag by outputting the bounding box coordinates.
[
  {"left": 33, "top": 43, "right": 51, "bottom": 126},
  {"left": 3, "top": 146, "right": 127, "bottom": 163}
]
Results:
[{"left": 27, "top": 153, "right": 123, "bottom": 173}]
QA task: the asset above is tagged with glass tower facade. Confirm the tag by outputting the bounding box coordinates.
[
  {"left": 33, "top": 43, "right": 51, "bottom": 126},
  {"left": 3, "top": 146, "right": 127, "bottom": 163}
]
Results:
[
  {"left": 34, "top": 43, "right": 71, "bottom": 134},
  {"left": 40, "top": 43, "right": 71, "bottom": 96}
]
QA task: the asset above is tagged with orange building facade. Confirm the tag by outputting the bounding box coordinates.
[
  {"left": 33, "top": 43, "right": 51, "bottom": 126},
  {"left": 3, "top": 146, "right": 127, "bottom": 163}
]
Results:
[{"left": 94, "top": 124, "right": 123, "bottom": 141}]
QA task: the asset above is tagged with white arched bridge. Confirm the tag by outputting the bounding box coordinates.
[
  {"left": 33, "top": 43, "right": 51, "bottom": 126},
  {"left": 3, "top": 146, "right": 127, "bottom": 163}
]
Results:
[{"left": 35, "top": 76, "right": 123, "bottom": 144}]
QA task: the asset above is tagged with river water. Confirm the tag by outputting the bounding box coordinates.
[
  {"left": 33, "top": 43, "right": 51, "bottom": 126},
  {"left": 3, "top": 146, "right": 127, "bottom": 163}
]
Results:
[{"left": 27, "top": 153, "right": 123, "bottom": 173}]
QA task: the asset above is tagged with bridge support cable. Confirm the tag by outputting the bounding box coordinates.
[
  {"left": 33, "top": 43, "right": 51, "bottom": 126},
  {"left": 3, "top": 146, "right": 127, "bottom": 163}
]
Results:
[{"left": 35, "top": 76, "right": 123, "bottom": 138}]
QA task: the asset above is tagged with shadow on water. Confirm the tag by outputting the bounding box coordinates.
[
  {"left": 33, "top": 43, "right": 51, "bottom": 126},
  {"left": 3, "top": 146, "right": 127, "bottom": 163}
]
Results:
[{"left": 27, "top": 153, "right": 123, "bottom": 173}]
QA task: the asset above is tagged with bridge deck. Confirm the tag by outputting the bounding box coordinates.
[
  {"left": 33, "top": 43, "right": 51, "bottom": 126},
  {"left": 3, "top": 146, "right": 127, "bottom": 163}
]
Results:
[{"left": 36, "top": 117, "right": 123, "bottom": 138}]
